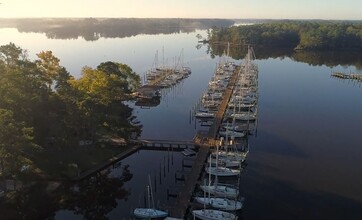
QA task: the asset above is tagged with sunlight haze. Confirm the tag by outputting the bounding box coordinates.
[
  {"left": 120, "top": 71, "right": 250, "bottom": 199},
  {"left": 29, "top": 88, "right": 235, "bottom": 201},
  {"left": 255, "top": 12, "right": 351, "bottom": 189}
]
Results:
[{"left": 0, "top": 0, "right": 361, "bottom": 20}]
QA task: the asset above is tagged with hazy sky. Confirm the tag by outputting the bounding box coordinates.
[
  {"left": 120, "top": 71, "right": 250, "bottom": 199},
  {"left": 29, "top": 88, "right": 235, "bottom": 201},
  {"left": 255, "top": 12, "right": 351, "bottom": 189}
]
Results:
[{"left": 0, "top": 0, "right": 361, "bottom": 20}]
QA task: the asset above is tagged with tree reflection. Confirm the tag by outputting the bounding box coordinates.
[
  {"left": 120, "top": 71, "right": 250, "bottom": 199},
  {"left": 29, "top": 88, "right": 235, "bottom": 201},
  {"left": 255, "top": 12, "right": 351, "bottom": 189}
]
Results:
[
  {"left": 59, "top": 165, "right": 132, "bottom": 220},
  {"left": 209, "top": 43, "right": 362, "bottom": 69},
  {"left": 0, "top": 164, "right": 132, "bottom": 220},
  {"left": 0, "top": 18, "right": 234, "bottom": 41}
]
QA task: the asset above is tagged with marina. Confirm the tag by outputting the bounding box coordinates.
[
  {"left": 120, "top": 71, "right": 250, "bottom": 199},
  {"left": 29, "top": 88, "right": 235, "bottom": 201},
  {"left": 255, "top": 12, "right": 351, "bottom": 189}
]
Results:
[
  {"left": 159, "top": 47, "right": 259, "bottom": 219},
  {"left": 99, "top": 47, "right": 260, "bottom": 219},
  {"left": 134, "top": 50, "right": 192, "bottom": 107},
  {"left": 2, "top": 25, "right": 362, "bottom": 220}
]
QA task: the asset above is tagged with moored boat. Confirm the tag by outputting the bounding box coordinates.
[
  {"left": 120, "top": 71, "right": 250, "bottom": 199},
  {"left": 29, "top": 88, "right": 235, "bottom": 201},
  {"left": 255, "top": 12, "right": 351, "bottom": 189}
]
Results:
[
  {"left": 133, "top": 208, "right": 168, "bottom": 218},
  {"left": 192, "top": 209, "right": 238, "bottom": 220},
  {"left": 194, "top": 197, "right": 244, "bottom": 211},
  {"left": 195, "top": 111, "right": 215, "bottom": 118},
  {"left": 205, "top": 166, "right": 241, "bottom": 177}
]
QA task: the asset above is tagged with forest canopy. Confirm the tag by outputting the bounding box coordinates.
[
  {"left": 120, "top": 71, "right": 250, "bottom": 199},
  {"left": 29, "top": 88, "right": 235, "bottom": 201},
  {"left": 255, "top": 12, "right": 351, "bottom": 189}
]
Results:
[
  {"left": 208, "top": 21, "right": 362, "bottom": 51},
  {"left": 0, "top": 43, "right": 141, "bottom": 180}
]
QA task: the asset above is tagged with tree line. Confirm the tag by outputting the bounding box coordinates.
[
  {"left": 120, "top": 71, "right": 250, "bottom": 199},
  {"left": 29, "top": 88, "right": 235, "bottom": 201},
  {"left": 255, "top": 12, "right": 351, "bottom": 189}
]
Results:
[
  {"left": 0, "top": 43, "right": 141, "bottom": 183},
  {"left": 208, "top": 21, "right": 362, "bottom": 50},
  {"left": 0, "top": 18, "right": 234, "bottom": 41}
]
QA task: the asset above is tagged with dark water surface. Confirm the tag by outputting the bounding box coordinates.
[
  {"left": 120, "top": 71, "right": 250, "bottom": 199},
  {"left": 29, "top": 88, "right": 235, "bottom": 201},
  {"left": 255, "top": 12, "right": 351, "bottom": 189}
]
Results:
[{"left": 1, "top": 27, "right": 362, "bottom": 220}]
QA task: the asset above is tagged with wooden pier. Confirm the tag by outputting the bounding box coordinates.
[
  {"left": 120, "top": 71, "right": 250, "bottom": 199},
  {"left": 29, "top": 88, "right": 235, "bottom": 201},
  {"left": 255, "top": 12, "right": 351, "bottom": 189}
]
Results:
[
  {"left": 332, "top": 71, "right": 362, "bottom": 81},
  {"left": 135, "top": 139, "right": 195, "bottom": 148},
  {"left": 208, "top": 66, "right": 240, "bottom": 139},
  {"left": 73, "top": 145, "right": 140, "bottom": 181},
  {"left": 166, "top": 66, "right": 241, "bottom": 218},
  {"left": 148, "top": 69, "right": 175, "bottom": 86},
  {"left": 166, "top": 144, "right": 209, "bottom": 217}
]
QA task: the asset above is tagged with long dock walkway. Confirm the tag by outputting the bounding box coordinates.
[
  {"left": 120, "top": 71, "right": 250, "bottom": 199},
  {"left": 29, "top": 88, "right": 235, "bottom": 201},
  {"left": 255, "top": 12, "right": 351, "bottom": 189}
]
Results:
[
  {"left": 167, "top": 145, "right": 209, "bottom": 217},
  {"left": 148, "top": 69, "right": 175, "bottom": 86},
  {"left": 73, "top": 145, "right": 140, "bottom": 181},
  {"left": 74, "top": 139, "right": 195, "bottom": 182},
  {"left": 168, "top": 66, "right": 241, "bottom": 218},
  {"left": 208, "top": 66, "right": 240, "bottom": 139},
  {"left": 332, "top": 71, "right": 362, "bottom": 81}
]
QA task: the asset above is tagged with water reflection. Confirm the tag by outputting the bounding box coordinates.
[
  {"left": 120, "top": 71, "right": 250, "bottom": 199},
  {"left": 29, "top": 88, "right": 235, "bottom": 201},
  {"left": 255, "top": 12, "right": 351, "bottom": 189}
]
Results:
[
  {"left": 0, "top": 165, "right": 132, "bottom": 220},
  {"left": 0, "top": 27, "right": 362, "bottom": 219},
  {"left": 58, "top": 167, "right": 132, "bottom": 220},
  {"left": 0, "top": 18, "right": 234, "bottom": 41},
  {"left": 206, "top": 43, "right": 362, "bottom": 70},
  {"left": 135, "top": 97, "right": 161, "bottom": 108}
]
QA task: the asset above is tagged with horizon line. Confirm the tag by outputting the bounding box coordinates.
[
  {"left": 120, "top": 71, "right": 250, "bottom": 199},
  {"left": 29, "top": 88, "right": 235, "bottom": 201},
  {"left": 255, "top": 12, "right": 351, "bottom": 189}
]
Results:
[{"left": 0, "top": 17, "right": 362, "bottom": 22}]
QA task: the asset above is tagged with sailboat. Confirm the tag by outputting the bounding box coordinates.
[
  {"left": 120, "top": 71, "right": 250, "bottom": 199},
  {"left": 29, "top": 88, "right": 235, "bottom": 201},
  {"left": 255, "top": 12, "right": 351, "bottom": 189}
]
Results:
[
  {"left": 206, "top": 143, "right": 241, "bottom": 177},
  {"left": 205, "top": 166, "right": 241, "bottom": 177},
  {"left": 194, "top": 197, "right": 244, "bottom": 211},
  {"left": 133, "top": 175, "right": 168, "bottom": 218},
  {"left": 207, "top": 156, "right": 242, "bottom": 168},
  {"left": 211, "top": 133, "right": 248, "bottom": 163},
  {"left": 199, "top": 183, "right": 239, "bottom": 199},
  {"left": 194, "top": 180, "right": 239, "bottom": 219},
  {"left": 192, "top": 209, "right": 238, "bottom": 220},
  {"left": 200, "top": 154, "right": 239, "bottom": 199},
  {"left": 218, "top": 129, "right": 245, "bottom": 138},
  {"left": 195, "top": 174, "right": 243, "bottom": 211}
]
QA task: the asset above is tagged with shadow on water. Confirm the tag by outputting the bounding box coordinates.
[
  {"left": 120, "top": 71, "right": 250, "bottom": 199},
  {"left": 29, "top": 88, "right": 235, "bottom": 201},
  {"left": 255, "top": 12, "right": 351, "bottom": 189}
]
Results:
[
  {"left": 243, "top": 168, "right": 362, "bottom": 220},
  {"left": 250, "top": 129, "right": 309, "bottom": 159},
  {"left": 0, "top": 165, "right": 132, "bottom": 220}
]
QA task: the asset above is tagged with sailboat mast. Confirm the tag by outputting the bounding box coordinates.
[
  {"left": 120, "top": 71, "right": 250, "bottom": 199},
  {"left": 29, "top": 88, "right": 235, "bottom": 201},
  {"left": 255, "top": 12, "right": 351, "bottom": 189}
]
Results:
[
  {"left": 203, "top": 179, "right": 206, "bottom": 210},
  {"left": 147, "top": 186, "right": 151, "bottom": 209},
  {"left": 148, "top": 174, "right": 155, "bottom": 209},
  {"left": 209, "top": 154, "right": 212, "bottom": 186},
  {"left": 162, "top": 46, "right": 164, "bottom": 68}
]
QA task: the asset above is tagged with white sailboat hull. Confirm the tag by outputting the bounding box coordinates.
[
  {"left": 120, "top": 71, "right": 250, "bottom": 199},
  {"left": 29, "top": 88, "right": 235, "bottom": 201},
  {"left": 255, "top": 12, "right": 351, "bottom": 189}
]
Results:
[
  {"left": 205, "top": 167, "right": 241, "bottom": 177},
  {"left": 208, "top": 157, "right": 241, "bottom": 168},
  {"left": 218, "top": 130, "right": 245, "bottom": 138},
  {"left": 199, "top": 184, "right": 239, "bottom": 199},
  {"left": 195, "top": 112, "right": 215, "bottom": 118},
  {"left": 211, "top": 150, "right": 248, "bottom": 162},
  {"left": 192, "top": 209, "right": 238, "bottom": 220},
  {"left": 195, "top": 197, "right": 243, "bottom": 211},
  {"left": 229, "top": 113, "right": 256, "bottom": 121},
  {"left": 133, "top": 208, "right": 168, "bottom": 218}
]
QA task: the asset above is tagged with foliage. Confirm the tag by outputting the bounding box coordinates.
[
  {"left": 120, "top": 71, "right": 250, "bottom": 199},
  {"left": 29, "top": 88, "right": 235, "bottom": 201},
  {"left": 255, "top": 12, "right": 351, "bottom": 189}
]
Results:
[
  {"left": 0, "top": 18, "right": 234, "bottom": 41},
  {"left": 208, "top": 21, "right": 362, "bottom": 51},
  {"left": 0, "top": 109, "right": 39, "bottom": 185},
  {"left": 0, "top": 43, "right": 142, "bottom": 181}
]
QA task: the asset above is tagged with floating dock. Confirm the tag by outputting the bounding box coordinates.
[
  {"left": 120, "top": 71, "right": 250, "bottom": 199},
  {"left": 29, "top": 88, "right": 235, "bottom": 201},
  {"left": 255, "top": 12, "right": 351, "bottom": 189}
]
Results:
[{"left": 331, "top": 71, "right": 362, "bottom": 81}]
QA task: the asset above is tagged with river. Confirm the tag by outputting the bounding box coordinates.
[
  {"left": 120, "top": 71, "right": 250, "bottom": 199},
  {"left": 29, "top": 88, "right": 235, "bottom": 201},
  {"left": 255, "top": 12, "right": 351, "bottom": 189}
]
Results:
[{"left": 1, "top": 24, "right": 362, "bottom": 220}]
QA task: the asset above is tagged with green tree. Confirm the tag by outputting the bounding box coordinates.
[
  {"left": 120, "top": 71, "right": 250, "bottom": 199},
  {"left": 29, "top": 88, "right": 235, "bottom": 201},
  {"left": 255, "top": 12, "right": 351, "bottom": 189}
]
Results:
[
  {"left": 0, "top": 42, "right": 23, "bottom": 66},
  {"left": 97, "top": 61, "right": 141, "bottom": 96},
  {"left": 36, "top": 50, "right": 62, "bottom": 89},
  {"left": 0, "top": 109, "right": 40, "bottom": 191}
]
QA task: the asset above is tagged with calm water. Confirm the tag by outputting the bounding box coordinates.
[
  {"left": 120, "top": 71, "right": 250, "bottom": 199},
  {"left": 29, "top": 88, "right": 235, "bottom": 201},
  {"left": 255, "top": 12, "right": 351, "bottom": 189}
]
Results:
[{"left": 1, "top": 27, "right": 362, "bottom": 220}]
